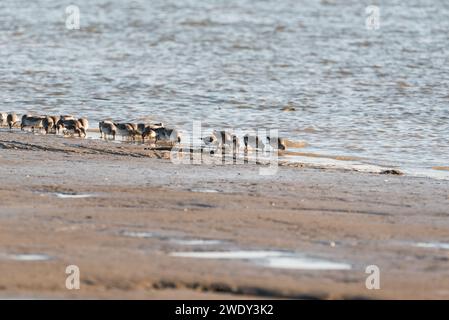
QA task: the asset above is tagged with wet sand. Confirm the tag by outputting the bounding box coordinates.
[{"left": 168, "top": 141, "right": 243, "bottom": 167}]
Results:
[{"left": 0, "top": 131, "right": 449, "bottom": 299}]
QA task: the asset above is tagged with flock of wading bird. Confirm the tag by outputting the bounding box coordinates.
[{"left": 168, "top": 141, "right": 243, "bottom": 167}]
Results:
[{"left": 0, "top": 112, "right": 287, "bottom": 152}]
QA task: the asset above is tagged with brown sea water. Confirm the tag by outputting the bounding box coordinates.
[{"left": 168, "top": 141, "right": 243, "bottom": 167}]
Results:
[{"left": 1, "top": 0, "right": 448, "bottom": 174}]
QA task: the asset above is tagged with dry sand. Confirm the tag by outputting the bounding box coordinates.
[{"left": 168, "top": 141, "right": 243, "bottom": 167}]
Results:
[{"left": 0, "top": 131, "right": 448, "bottom": 299}]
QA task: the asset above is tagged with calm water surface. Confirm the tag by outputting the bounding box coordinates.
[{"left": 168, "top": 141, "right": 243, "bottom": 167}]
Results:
[{"left": 1, "top": 0, "right": 448, "bottom": 173}]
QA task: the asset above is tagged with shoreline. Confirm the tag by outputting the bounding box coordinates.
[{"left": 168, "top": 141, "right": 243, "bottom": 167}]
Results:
[
  {"left": 4, "top": 127, "right": 448, "bottom": 180},
  {"left": 1, "top": 131, "right": 449, "bottom": 299},
  {"left": 2, "top": 126, "right": 448, "bottom": 181}
]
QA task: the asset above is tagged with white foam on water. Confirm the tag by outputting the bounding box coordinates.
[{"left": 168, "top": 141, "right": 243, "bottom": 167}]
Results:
[{"left": 170, "top": 250, "right": 351, "bottom": 270}]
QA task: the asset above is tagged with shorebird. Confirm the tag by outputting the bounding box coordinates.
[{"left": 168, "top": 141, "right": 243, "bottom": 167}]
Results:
[
  {"left": 154, "top": 127, "right": 181, "bottom": 145},
  {"left": 56, "top": 115, "right": 75, "bottom": 134},
  {"left": 138, "top": 122, "right": 163, "bottom": 132},
  {"left": 141, "top": 126, "right": 157, "bottom": 143},
  {"left": 243, "top": 134, "right": 265, "bottom": 151},
  {"left": 43, "top": 116, "right": 55, "bottom": 134},
  {"left": 213, "top": 130, "right": 232, "bottom": 144},
  {"left": 231, "top": 134, "right": 240, "bottom": 152},
  {"left": 266, "top": 136, "right": 287, "bottom": 150},
  {"left": 114, "top": 123, "right": 139, "bottom": 141},
  {"left": 137, "top": 123, "right": 146, "bottom": 135},
  {"left": 140, "top": 123, "right": 165, "bottom": 143},
  {"left": 150, "top": 123, "right": 165, "bottom": 133},
  {"left": 44, "top": 116, "right": 61, "bottom": 134},
  {"left": 57, "top": 119, "right": 86, "bottom": 137},
  {"left": 212, "top": 130, "right": 240, "bottom": 152},
  {"left": 21, "top": 115, "right": 46, "bottom": 132},
  {"left": 200, "top": 134, "right": 219, "bottom": 147},
  {"left": 7, "top": 113, "right": 18, "bottom": 130},
  {"left": 0, "top": 113, "right": 7, "bottom": 127},
  {"left": 78, "top": 118, "right": 89, "bottom": 131},
  {"left": 99, "top": 121, "right": 117, "bottom": 140}
]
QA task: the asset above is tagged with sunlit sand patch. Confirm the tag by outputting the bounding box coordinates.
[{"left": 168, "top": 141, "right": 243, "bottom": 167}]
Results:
[
  {"left": 170, "top": 250, "right": 351, "bottom": 271},
  {"left": 0, "top": 253, "right": 52, "bottom": 261},
  {"left": 432, "top": 166, "right": 449, "bottom": 171},
  {"left": 414, "top": 242, "right": 449, "bottom": 250},
  {"left": 284, "top": 140, "right": 308, "bottom": 148}
]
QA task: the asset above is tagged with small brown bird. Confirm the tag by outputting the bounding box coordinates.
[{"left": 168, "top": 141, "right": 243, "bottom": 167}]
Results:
[
  {"left": 7, "top": 113, "right": 19, "bottom": 130},
  {"left": 243, "top": 134, "right": 265, "bottom": 151},
  {"left": 0, "top": 112, "right": 7, "bottom": 127},
  {"left": 154, "top": 127, "right": 181, "bottom": 145},
  {"left": 212, "top": 130, "right": 239, "bottom": 152},
  {"left": 57, "top": 119, "right": 86, "bottom": 137},
  {"left": 266, "top": 136, "right": 287, "bottom": 150},
  {"left": 99, "top": 121, "right": 117, "bottom": 140},
  {"left": 78, "top": 118, "right": 89, "bottom": 131},
  {"left": 21, "top": 115, "right": 46, "bottom": 132},
  {"left": 139, "top": 123, "right": 163, "bottom": 143},
  {"left": 200, "top": 134, "right": 218, "bottom": 147},
  {"left": 43, "top": 116, "right": 55, "bottom": 134},
  {"left": 114, "top": 123, "right": 139, "bottom": 141},
  {"left": 55, "top": 115, "right": 75, "bottom": 134},
  {"left": 141, "top": 126, "right": 157, "bottom": 143},
  {"left": 49, "top": 116, "right": 60, "bottom": 133}
]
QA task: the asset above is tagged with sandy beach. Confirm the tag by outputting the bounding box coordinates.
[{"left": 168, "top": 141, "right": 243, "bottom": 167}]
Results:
[{"left": 0, "top": 131, "right": 448, "bottom": 299}]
